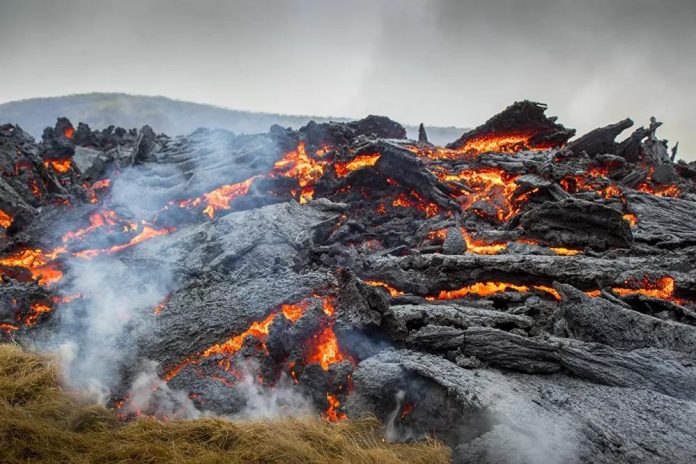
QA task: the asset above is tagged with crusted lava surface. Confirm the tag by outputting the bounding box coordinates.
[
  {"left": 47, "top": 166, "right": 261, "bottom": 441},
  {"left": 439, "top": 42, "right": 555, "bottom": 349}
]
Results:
[{"left": 2, "top": 101, "right": 696, "bottom": 463}]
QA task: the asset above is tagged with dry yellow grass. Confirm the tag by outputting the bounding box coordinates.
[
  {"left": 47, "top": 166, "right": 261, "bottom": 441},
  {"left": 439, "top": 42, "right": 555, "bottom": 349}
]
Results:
[{"left": 0, "top": 343, "right": 450, "bottom": 464}]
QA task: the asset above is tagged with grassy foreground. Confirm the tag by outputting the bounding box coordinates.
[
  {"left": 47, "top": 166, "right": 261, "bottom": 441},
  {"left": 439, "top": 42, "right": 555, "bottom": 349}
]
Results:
[{"left": 0, "top": 344, "right": 449, "bottom": 463}]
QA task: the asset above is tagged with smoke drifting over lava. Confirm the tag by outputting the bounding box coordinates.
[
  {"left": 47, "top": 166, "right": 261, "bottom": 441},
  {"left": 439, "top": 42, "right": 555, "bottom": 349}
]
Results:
[{"left": 2, "top": 100, "right": 696, "bottom": 463}]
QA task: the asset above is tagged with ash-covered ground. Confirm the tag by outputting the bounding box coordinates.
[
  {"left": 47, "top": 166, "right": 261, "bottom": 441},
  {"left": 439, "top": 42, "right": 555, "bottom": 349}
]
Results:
[{"left": 2, "top": 101, "right": 696, "bottom": 463}]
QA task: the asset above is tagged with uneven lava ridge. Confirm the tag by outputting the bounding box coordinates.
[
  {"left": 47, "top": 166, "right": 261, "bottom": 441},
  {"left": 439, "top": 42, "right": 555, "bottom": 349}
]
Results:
[{"left": 2, "top": 101, "right": 696, "bottom": 463}]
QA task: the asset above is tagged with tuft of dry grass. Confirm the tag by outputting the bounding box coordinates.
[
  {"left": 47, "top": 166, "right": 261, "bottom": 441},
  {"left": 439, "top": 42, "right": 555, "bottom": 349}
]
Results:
[{"left": 0, "top": 344, "right": 450, "bottom": 463}]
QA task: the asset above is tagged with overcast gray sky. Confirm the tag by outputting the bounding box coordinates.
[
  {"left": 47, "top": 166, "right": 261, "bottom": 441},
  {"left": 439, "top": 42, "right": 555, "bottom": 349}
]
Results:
[{"left": 1, "top": 0, "right": 694, "bottom": 158}]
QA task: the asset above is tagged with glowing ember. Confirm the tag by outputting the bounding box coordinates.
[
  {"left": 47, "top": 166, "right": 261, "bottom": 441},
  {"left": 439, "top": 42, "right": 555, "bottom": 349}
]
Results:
[
  {"left": 153, "top": 294, "right": 172, "bottom": 315},
  {"left": 623, "top": 213, "right": 638, "bottom": 227},
  {"left": 425, "top": 229, "right": 447, "bottom": 241},
  {"left": 0, "top": 209, "right": 12, "bottom": 229},
  {"left": 44, "top": 159, "right": 72, "bottom": 174},
  {"left": 636, "top": 183, "right": 680, "bottom": 197},
  {"left": 334, "top": 154, "right": 381, "bottom": 177},
  {"left": 25, "top": 302, "right": 52, "bottom": 326},
  {"left": 364, "top": 280, "right": 405, "bottom": 297},
  {"left": 64, "top": 127, "right": 75, "bottom": 139},
  {"left": 0, "top": 323, "right": 19, "bottom": 332},
  {"left": 401, "top": 403, "right": 415, "bottom": 419},
  {"left": 323, "top": 393, "right": 347, "bottom": 421}
]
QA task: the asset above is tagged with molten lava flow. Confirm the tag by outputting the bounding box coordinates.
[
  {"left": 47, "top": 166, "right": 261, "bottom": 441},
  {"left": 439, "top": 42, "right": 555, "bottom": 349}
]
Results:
[
  {"left": 165, "top": 295, "right": 338, "bottom": 382},
  {"left": 364, "top": 280, "right": 405, "bottom": 297},
  {"left": 426, "top": 282, "right": 530, "bottom": 300},
  {"left": 203, "top": 313, "right": 276, "bottom": 359},
  {"left": 306, "top": 323, "right": 350, "bottom": 371},
  {"left": 0, "top": 323, "right": 19, "bottom": 332},
  {"left": 334, "top": 154, "right": 381, "bottom": 177},
  {"left": 323, "top": 393, "right": 347, "bottom": 421},
  {"left": 623, "top": 213, "right": 638, "bottom": 227},
  {"left": 179, "top": 176, "right": 257, "bottom": 219},
  {"left": 611, "top": 276, "right": 682, "bottom": 302},
  {"left": 44, "top": 159, "right": 72, "bottom": 174},
  {"left": 281, "top": 300, "right": 309, "bottom": 323},
  {"left": 548, "top": 247, "right": 581, "bottom": 256},
  {"left": 636, "top": 182, "right": 680, "bottom": 197},
  {"left": 532, "top": 285, "right": 561, "bottom": 301},
  {"left": 74, "top": 224, "right": 176, "bottom": 259},
  {"left": 272, "top": 141, "right": 330, "bottom": 204},
  {"left": 25, "top": 302, "right": 52, "bottom": 326},
  {"left": 64, "top": 127, "right": 75, "bottom": 139},
  {"left": 62, "top": 210, "right": 119, "bottom": 243},
  {"left": 427, "top": 281, "right": 560, "bottom": 301},
  {"left": 455, "top": 132, "right": 557, "bottom": 155},
  {"left": 0, "top": 209, "right": 12, "bottom": 229},
  {"left": 461, "top": 228, "right": 507, "bottom": 254},
  {"left": 0, "top": 247, "right": 65, "bottom": 286}
]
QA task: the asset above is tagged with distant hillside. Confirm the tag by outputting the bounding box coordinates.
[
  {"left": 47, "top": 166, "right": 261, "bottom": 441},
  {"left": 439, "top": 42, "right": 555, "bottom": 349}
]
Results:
[{"left": 0, "top": 93, "right": 465, "bottom": 146}]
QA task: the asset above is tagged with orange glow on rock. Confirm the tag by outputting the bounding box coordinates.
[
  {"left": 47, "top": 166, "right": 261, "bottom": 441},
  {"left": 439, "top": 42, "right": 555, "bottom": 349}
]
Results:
[
  {"left": 44, "top": 159, "right": 72, "bottom": 174},
  {"left": 306, "top": 323, "right": 349, "bottom": 371},
  {"left": 25, "top": 302, "right": 52, "bottom": 326},
  {"left": 64, "top": 127, "right": 75, "bottom": 139},
  {"left": 461, "top": 228, "right": 507, "bottom": 255},
  {"left": 334, "top": 154, "right": 381, "bottom": 177},
  {"left": 364, "top": 280, "right": 405, "bottom": 297},
  {"left": 75, "top": 224, "right": 176, "bottom": 259},
  {"left": 323, "top": 393, "right": 347, "bottom": 421},
  {"left": 0, "top": 209, "right": 13, "bottom": 229},
  {"left": 623, "top": 213, "right": 638, "bottom": 227},
  {"left": 426, "top": 282, "right": 530, "bottom": 300}
]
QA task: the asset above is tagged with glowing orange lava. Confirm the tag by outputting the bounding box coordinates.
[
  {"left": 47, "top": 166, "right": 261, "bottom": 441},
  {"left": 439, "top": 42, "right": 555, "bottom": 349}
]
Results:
[
  {"left": 306, "top": 323, "right": 349, "bottom": 371},
  {"left": 623, "top": 213, "right": 638, "bottom": 227},
  {"left": 272, "top": 141, "right": 329, "bottom": 204},
  {"left": 74, "top": 224, "right": 176, "bottom": 259},
  {"left": 44, "top": 159, "right": 72, "bottom": 174},
  {"left": 334, "top": 154, "right": 381, "bottom": 177},
  {"left": 62, "top": 210, "right": 119, "bottom": 242},
  {"left": 461, "top": 228, "right": 507, "bottom": 254},
  {"left": 0, "top": 209, "right": 12, "bottom": 229},
  {"left": 25, "top": 302, "right": 52, "bottom": 326},
  {"left": 323, "top": 393, "right": 347, "bottom": 421},
  {"left": 64, "top": 127, "right": 75, "bottom": 139},
  {"left": 364, "top": 280, "right": 405, "bottom": 297},
  {"left": 455, "top": 132, "right": 557, "bottom": 155}
]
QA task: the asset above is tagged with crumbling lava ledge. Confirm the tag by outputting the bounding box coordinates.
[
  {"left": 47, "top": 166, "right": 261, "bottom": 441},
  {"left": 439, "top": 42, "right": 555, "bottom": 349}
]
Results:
[{"left": 1, "top": 101, "right": 696, "bottom": 463}]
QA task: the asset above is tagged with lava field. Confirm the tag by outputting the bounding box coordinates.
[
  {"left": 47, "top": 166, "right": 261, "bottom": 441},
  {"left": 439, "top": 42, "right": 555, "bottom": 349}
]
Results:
[{"left": 2, "top": 101, "right": 696, "bottom": 463}]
